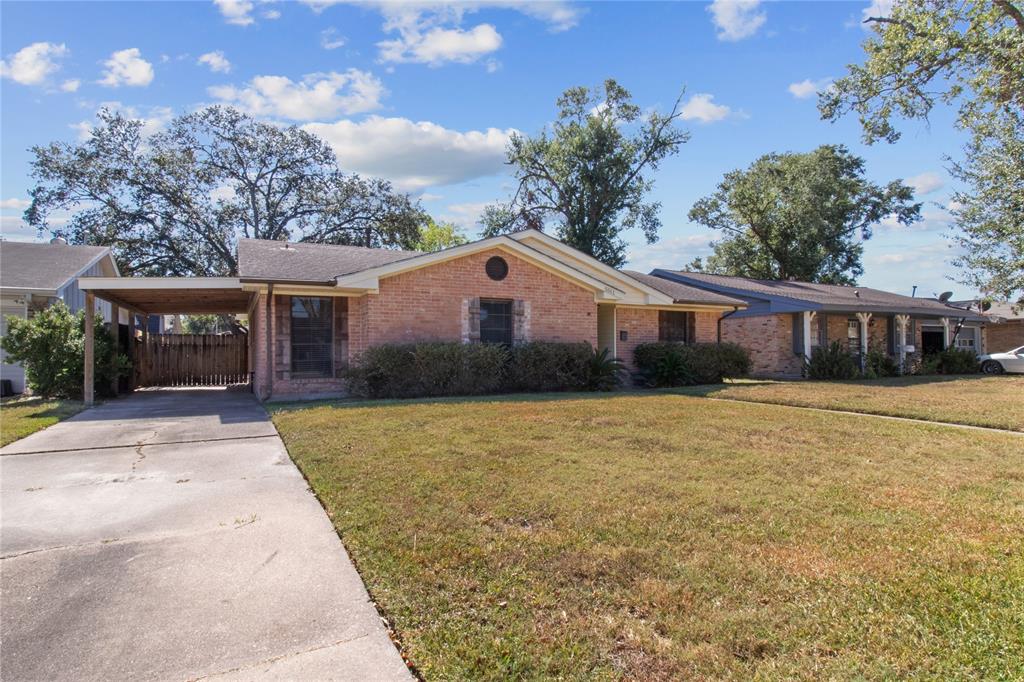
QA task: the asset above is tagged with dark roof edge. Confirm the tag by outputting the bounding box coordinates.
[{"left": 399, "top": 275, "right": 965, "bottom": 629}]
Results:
[{"left": 650, "top": 269, "right": 819, "bottom": 310}]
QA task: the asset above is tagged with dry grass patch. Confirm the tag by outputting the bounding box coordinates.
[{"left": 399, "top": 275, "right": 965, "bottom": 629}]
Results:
[
  {"left": 0, "top": 396, "right": 83, "bottom": 447},
  {"left": 270, "top": 393, "right": 1024, "bottom": 680},
  {"left": 678, "top": 375, "right": 1024, "bottom": 431}
]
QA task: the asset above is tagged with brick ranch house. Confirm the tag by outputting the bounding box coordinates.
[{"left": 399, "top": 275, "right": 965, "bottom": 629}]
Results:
[
  {"left": 79, "top": 230, "right": 745, "bottom": 402},
  {"left": 649, "top": 270, "right": 990, "bottom": 378}
]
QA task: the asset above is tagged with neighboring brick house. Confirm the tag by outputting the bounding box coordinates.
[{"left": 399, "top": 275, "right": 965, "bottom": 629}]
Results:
[
  {"left": 234, "top": 231, "right": 745, "bottom": 399},
  {"left": 648, "top": 270, "right": 990, "bottom": 379},
  {"left": 952, "top": 301, "right": 1024, "bottom": 353}
]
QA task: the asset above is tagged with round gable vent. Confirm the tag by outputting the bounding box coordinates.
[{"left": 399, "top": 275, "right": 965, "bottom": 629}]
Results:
[{"left": 485, "top": 256, "right": 509, "bottom": 281}]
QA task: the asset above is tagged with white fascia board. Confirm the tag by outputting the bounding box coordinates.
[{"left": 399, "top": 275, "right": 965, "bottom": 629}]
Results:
[
  {"left": 78, "top": 277, "right": 243, "bottom": 290},
  {"left": 508, "top": 230, "right": 675, "bottom": 305},
  {"left": 333, "top": 236, "right": 622, "bottom": 299}
]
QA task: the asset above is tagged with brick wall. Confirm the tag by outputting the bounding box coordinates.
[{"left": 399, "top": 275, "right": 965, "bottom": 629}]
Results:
[
  {"left": 721, "top": 314, "right": 803, "bottom": 378},
  {"left": 348, "top": 248, "right": 598, "bottom": 360},
  {"left": 614, "top": 308, "right": 722, "bottom": 372},
  {"left": 987, "top": 320, "right": 1024, "bottom": 351}
]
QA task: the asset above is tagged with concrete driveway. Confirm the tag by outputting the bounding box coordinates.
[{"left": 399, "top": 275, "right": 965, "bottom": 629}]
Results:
[{"left": 1, "top": 388, "right": 410, "bottom": 681}]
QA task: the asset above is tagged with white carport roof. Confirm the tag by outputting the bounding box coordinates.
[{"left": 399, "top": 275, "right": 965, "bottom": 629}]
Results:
[{"left": 77, "top": 277, "right": 251, "bottom": 314}]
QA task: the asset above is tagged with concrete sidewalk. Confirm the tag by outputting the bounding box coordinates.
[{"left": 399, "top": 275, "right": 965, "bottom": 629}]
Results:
[{"left": 1, "top": 388, "right": 410, "bottom": 681}]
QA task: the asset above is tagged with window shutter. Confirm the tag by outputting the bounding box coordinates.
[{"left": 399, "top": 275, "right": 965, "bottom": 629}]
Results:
[
  {"left": 687, "top": 312, "right": 696, "bottom": 344},
  {"left": 886, "top": 316, "right": 895, "bottom": 355},
  {"left": 512, "top": 299, "right": 527, "bottom": 344},
  {"left": 467, "top": 297, "right": 481, "bottom": 343},
  {"left": 792, "top": 313, "right": 803, "bottom": 355}
]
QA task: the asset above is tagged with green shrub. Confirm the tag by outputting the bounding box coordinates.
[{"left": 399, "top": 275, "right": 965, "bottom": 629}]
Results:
[
  {"left": 505, "top": 341, "right": 592, "bottom": 392},
  {"left": 584, "top": 347, "right": 626, "bottom": 391},
  {"left": 633, "top": 342, "right": 751, "bottom": 387},
  {"left": 864, "top": 346, "right": 900, "bottom": 378},
  {"left": 343, "top": 342, "right": 508, "bottom": 399},
  {"left": 0, "top": 301, "right": 130, "bottom": 399},
  {"left": 805, "top": 341, "right": 859, "bottom": 380},
  {"left": 915, "top": 347, "right": 979, "bottom": 375},
  {"left": 344, "top": 341, "right": 620, "bottom": 399}
]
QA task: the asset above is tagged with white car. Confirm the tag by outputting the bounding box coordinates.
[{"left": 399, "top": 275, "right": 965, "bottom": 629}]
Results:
[{"left": 979, "top": 346, "right": 1024, "bottom": 374}]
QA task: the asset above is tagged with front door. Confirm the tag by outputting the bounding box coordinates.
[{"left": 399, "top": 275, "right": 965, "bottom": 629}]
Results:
[{"left": 921, "top": 327, "right": 944, "bottom": 355}]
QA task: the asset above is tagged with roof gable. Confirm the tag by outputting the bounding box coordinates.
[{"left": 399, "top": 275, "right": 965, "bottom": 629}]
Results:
[{"left": 0, "top": 242, "right": 116, "bottom": 292}]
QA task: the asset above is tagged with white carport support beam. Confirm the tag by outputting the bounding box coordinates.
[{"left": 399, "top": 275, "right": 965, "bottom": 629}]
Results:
[
  {"left": 84, "top": 291, "right": 95, "bottom": 406},
  {"left": 895, "top": 314, "right": 911, "bottom": 375},
  {"left": 802, "top": 311, "right": 816, "bottom": 362},
  {"left": 855, "top": 312, "right": 872, "bottom": 371},
  {"left": 940, "top": 317, "right": 951, "bottom": 349}
]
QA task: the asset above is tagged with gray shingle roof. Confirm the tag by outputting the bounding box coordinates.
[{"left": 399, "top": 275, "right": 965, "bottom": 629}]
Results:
[
  {"left": 951, "top": 300, "right": 1023, "bottom": 321},
  {"left": 620, "top": 271, "right": 746, "bottom": 306},
  {"left": 656, "top": 270, "right": 987, "bottom": 319},
  {"left": 0, "top": 241, "right": 111, "bottom": 291},
  {"left": 237, "top": 239, "right": 423, "bottom": 282}
]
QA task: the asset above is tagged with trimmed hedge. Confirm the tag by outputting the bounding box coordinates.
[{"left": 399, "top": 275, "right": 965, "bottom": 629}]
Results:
[
  {"left": 343, "top": 341, "right": 624, "bottom": 399},
  {"left": 633, "top": 342, "right": 751, "bottom": 387},
  {"left": 806, "top": 341, "right": 860, "bottom": 380},
  {"left": 916, "top": 347, "right": 980, "bottom": 375}
]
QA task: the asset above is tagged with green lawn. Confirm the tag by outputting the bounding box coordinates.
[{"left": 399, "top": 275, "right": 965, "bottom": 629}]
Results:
[
  {"left": 271, "top": 393, "right": 1024, "bottom": 680},
  {"left": 676, "top": 375, "right": 1024, "bottom": 432},
  {"left": 0, "top": 396, "right": 84, "bottom": 447}
]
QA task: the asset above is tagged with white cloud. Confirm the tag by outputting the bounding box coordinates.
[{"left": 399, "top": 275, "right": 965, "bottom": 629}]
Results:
[
  {"left": 441, "top": 201, "right": 492, "bottom": 231},
  {"left": 99, "top": 48, "right": 154, "bottom": 87},
  {"left": 625, "top": 234, "right": 714, "bottom": 273},
  {"left": 1, "top": 198, "right": 31, "bottom": 210},
  {"left": 680, "top": 93, "right": 733, "bottom": 123},
  {"left": 861, "top": 0, "right": 894, "bottom": 28},
  {"left": 787, "top": 77, "right": 832, "bottom": 99},
  {"left": 0, "top": 42, "right": 68, "bottom": 86},
  {"left": 72, "top": 103, "right": 174, "bottom": 141},
  {"left": 879, "top": 207, "right": 954, "bottom": 232},
  {"left": 209, "top": 69, "right": 385, "bottom": 120},
  {"left": 708, "top": 0, "right": 766, "bottom": 41},
  {"left": 379, "top": 23, "right": 502, "bottom": 65},
  {"left": 308, "top": 2, "right": 579, "bottom": 65},
  {"left": 303, "top": 115, "right": 515, "bottom": 190},
  {"left": 215, "top": 0, "right": 255, "bottom": 25},
  {"left": 320, "top": 27, "right": 347, "bottom": 50},
  {"left": 262, "top": 8, "right": 281, "bottom": 19},
  {"left": 198, "top": 51, "right": 232, "bottom": 73},
  {"left": 906, "top": 171, "right": 945, "bottom": 196},
  {"left": 0, "top": 215, "right": 41, "bottom": 241}
]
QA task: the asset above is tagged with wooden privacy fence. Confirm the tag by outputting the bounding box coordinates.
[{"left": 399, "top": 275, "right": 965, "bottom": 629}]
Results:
[{"left": 138, "top": 334, "right": 249, "bottom": 387}]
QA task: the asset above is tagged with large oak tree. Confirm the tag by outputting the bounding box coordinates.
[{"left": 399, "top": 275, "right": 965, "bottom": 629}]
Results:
[
  {"left": 481, "top": 79, "right": 688, "bottom": 267},
  {"left": 25, "top": 106, "right": 426, "bottom": 276},
  {"left": 820, "top": 0, "right": 1024, "bottom": 304},
  {"left": 688, "top": 145, "right": 921, "bottom": 285}
]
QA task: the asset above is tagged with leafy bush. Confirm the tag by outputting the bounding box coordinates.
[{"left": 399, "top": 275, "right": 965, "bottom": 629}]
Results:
[
  {"left": 344, "top": 342, "right": 508, "bottom": 399},
  {"left": 915, "top": 348, "right": 979, "bottom": 375},
  {"left": 633, "top": 342, "right": 751, "bottom": 387},
  {"left": 0, "top": 301, "right": 130, "bottom": 398},
  {"left": 584, "top": 347, "right": 626, "bottom": 391},
  {"left": 505, "top": 341, "right": 592, "bottom": 392},
  {"left": 864, "top": 346, "right": 900, "bottom": 378},
  {"left": 343, "top": 341, "right": 625, "bottom": 399},
  {"left": 805, "top": 341, "right": 859, "bottom": 380}
]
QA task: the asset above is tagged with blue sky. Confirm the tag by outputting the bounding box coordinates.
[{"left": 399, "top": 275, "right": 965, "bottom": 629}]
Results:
[{"left": 0, "top": 0, "right": 975, "bottom": 298}]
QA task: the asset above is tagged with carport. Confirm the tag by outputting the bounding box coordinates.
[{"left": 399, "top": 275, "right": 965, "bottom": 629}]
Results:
[{"left": 77, "top": 277, "right": 255, "bottom": 405}]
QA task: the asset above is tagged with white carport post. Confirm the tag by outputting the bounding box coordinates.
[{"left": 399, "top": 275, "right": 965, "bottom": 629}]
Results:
[
  {"left": 802, "top": 311, "right": 816, "bottom": 362},
  {"left": 940, "top": 317, "right": 951, "bottom": 350},
  {"left": 895, "top": 314, "right": 910, "bottom": 375},
  {"left": 855, "top": 312, "right": 872, "bottom": 372},
  {"left": 84, "top": 291, "right": 95, "bottom": 406}
]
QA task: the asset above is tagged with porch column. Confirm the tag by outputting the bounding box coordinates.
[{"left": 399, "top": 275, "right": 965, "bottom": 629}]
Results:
[
  {"left": 109, "top": 302, "right": 120, "bottom": 395},
  {"left": 855, "top": 312, "right": 872, "bottom": 371},
  {"left": 84, "top": 292, "right": 95, "bottom": 406},
  {"left": 128, "top": 312, "right": 137, "bottom": 390},
  {"left": 802, "top": 311, "right": 816, "bottom": 362},
  {"left": 895, "top": 314, "right": 910, "bottom": 375},
  {"left": 940, "top": 317, "right": 951, "bottom": 349},
  {"left": 264, "top": 284, "right": 274, "bottom": 400}
]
